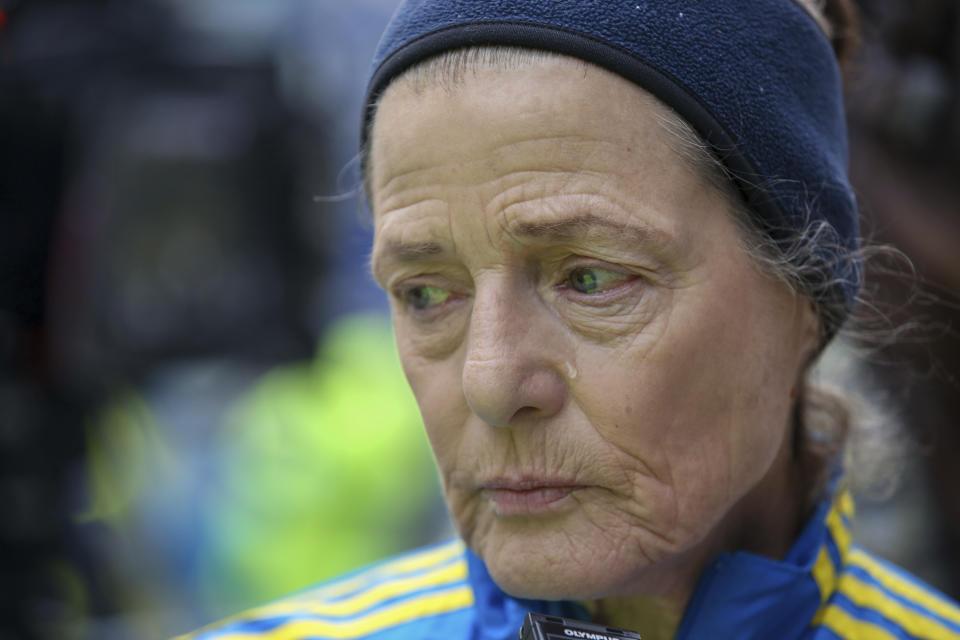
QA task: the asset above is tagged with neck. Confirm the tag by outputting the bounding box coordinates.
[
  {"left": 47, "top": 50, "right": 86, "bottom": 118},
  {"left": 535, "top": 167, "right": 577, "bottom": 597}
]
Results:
[
  {"left": 581, "top": 588, "right": 685, "bottom": 640},
  {"left": 581, "top": 437, "right": 807, "bottom": 640}
]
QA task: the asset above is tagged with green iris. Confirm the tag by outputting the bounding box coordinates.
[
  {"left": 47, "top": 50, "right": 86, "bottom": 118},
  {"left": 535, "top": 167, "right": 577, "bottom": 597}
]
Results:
[
  {"left": 568, "top": 267, "right": 625, "bottom": 294},
  {"left": 406, "top": 285, "right": 451, "bottom": 310}
]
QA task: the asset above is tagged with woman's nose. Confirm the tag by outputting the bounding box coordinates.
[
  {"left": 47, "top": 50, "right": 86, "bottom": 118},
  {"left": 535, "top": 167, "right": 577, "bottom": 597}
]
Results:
[{"left": 461, "top": 283, "right": 567, "bottom": 427}]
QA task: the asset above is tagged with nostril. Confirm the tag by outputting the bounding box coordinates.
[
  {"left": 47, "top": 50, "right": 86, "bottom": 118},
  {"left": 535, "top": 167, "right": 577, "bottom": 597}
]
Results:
[
  {"left": 509, "top": 406, "right": 540, "bottom": 422},
  {"left": 517, "top": 370, "right": 567, "bottom": 418}
]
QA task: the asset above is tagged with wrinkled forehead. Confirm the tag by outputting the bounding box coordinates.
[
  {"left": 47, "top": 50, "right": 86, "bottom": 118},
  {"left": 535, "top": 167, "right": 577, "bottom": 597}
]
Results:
[
  {"left": 368, "top": 56, "right": 680, "bottom": 208},
  {"left": 366, "top": 60, "right": 728, "bottom": 284}
]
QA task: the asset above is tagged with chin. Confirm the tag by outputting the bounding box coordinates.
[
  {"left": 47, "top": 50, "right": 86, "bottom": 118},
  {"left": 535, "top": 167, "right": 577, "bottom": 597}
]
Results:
[
  {"left": 486, "top": 555, "right": 627, "bottom": 602},
  {"left": 474, "top": 527, "right": 638, "bottom": 602}
]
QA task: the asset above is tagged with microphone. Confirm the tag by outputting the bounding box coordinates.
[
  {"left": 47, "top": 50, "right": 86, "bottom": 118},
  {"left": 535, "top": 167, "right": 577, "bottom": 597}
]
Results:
[{"left": 519, "top": 612, "right": 643, "bottom": 640}]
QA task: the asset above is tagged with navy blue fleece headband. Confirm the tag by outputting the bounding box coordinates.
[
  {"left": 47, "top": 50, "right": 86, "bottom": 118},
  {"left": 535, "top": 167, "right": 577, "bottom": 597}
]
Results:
[{"left": 363, "top": 0, "right": 861, "bottom": 324}]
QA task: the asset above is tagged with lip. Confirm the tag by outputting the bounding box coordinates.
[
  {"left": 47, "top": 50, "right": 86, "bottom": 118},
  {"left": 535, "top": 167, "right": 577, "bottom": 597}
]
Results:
[{"left": 480, "top": 478, "right": 583, "bottom": 515}]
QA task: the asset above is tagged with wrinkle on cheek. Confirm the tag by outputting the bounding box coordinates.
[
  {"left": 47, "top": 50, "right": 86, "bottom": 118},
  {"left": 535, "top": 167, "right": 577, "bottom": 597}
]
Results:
[
  {"left": 397, "top": 308, "right": 469, "bottom": 360},
  {"left": 566, "top": 436, "right": 679, "bottom": 540},
  {"left": 450, "top": 490, "right": 484, "bottom": 546},
  {"left": 572, "top": 491, "right": 667, "bottom": 567},
  {"left": 567, "top": 286, "right": 672, "bottom": 348},
  {"left": 621, "top": 472, "right": 680, "bottom": 538},
  {"left": 624, "top": 290, "right": 673, "bottom": 350}
]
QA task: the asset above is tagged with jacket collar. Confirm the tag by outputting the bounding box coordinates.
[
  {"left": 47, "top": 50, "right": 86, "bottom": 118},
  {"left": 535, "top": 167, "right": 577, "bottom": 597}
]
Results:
[{"left": 676, "top": 484, "right": 853, "bottom": 638}]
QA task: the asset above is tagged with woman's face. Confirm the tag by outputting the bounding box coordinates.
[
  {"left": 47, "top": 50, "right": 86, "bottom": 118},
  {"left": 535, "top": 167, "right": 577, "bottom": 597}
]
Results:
[{"left": 369, "top": 58, "right": 817, "bottom": 601}]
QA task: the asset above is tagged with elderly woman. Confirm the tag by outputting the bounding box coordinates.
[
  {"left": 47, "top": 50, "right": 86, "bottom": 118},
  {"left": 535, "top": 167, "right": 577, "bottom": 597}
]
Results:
[{"left": 183, "top": 0, "right": 960, "bottom": 638}]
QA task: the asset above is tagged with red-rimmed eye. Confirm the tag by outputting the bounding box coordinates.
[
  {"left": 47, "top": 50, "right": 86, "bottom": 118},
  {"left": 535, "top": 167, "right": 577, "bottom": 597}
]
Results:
[
  {"left": 567, "top": 267, "right": 630, "bottom": 294},
  {"left": 405, "top": 285, "right": 452, "bottom": 310}
]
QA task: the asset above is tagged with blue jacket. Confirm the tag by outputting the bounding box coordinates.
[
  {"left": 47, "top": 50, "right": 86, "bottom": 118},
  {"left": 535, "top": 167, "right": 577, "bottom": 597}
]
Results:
[{"left": 181, "top": 489, "right": 960, "bottom": 639}]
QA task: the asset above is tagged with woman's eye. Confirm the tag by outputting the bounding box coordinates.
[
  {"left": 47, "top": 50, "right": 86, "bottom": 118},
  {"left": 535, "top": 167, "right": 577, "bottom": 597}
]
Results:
[
  {"left": 566, "top": 267, "right": 629, "bottom": 294},
  {"left": 404, "top": 285, "right": 452, "bottom": 310}
]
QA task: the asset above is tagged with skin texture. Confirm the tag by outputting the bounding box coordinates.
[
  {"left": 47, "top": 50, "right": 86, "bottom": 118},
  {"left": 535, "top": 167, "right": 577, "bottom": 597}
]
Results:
[{"left": 368, "top": 58, "right": 819, "bottom": 637}]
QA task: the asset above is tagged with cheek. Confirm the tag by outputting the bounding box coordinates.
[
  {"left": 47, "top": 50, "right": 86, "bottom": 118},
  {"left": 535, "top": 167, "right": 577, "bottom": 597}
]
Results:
[
  {"left": 395, "top": 336, "right": 490, "bottom": 544},
  {"left": 573, "top": 283, "right": 799, "bottom": 530},
  {"left": 653, "top": 299, "right": 796, "bottom": 499},
  {"left": 395, "top": 327, "right": 468, "bottom": 475}
]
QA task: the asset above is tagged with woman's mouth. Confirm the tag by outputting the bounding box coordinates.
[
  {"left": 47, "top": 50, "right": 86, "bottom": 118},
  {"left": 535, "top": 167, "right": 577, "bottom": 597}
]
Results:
[{"left": 480, "top": 480, "right": 582, "bottom": 515}]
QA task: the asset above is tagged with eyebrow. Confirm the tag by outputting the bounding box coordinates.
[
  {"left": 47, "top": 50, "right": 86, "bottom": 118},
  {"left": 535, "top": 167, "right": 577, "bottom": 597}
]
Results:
[
  {"left": 370, "top": 238, "right": 447, "bottom": 284},
  {"left": 378, "top": 240, "right": 446, "bottom": 262},
  {"left": 371, "top": 212, "right": 677, "bottom": 279},
  {"left": 506, "top": 213, "right": 670, "bottom": 249}
]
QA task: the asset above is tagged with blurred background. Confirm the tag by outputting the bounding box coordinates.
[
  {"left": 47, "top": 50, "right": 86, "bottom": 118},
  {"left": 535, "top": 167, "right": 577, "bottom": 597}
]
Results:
[{"left": 0, "top": 0, "right": 958, "bottom": 638}]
